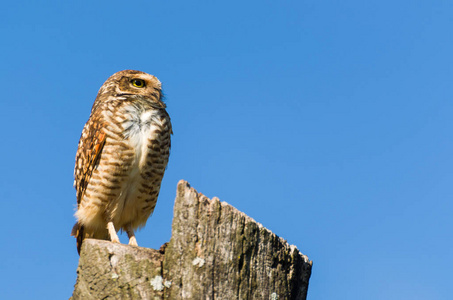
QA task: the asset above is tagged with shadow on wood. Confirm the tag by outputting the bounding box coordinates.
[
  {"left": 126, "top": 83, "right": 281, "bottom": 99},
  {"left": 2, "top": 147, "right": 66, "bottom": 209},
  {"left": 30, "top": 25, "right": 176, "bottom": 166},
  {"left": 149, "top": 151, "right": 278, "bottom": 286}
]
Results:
[{"left": 71, "top": 180, "right": 312, "bottom": 299}]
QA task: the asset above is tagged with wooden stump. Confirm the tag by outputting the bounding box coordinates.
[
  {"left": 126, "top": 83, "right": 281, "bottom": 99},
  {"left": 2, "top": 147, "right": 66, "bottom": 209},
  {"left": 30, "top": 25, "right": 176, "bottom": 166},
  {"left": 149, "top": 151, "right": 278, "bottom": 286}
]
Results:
[{"left": 71, "top": 180, "right": 312, "bottom": 299}]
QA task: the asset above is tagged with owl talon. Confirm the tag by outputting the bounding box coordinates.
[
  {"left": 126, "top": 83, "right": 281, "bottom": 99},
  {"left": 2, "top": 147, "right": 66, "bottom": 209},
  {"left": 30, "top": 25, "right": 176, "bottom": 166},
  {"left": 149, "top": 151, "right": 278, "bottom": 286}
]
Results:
[{"left": 128, "top": 236, "right": 138, "bottom": 246}]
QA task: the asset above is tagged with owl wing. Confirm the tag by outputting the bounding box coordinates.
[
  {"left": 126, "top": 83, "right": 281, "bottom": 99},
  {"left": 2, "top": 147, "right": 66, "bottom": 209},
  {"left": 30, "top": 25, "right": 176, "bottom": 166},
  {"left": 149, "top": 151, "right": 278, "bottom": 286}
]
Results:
[{"left": 74, "top": 116, "right": 107, "bottom": 207}]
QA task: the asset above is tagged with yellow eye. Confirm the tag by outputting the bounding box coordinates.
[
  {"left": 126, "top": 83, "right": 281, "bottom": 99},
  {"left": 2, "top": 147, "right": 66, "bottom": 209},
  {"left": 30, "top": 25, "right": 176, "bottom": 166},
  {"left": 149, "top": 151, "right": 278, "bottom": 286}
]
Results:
[{"left": 131, "top": 79, "right": 145, "bottom": 88}]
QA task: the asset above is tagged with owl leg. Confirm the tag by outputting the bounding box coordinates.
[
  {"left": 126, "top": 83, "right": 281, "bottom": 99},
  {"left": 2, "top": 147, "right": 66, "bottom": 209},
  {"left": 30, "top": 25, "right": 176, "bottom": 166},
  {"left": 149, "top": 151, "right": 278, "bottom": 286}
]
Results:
[
  {"left": 107, "top": 222, "right": 120, "bottom": 243},
  {"left": 125, "top": 224, "right": 138, "bottom": 246}
]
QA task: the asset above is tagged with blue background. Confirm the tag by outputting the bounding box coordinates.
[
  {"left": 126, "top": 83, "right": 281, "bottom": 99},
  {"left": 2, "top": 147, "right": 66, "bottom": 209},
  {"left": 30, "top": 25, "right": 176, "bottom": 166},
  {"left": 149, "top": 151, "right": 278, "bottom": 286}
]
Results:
[{"left": 1, "top": 1, "right": 452, "bottom": 299}]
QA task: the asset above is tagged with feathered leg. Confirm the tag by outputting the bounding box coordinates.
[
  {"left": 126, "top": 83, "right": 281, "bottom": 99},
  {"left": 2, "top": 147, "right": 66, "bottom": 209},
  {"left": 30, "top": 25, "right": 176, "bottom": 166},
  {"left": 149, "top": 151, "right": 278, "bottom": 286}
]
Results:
[{"left": 107, "top": 222, "right": 120, "bottom": 243}]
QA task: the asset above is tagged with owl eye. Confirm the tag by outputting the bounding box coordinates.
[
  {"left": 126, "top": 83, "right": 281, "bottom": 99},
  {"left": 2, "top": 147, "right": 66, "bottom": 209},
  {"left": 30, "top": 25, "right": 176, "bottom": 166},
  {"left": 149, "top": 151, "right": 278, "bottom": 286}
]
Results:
[{"left": 131, "top": 79, "right": 146, "bottom": 88}]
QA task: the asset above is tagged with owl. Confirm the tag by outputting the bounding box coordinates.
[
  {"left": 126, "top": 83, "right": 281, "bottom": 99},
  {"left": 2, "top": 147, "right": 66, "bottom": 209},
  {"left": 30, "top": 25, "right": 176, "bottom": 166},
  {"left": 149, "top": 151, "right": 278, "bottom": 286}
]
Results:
[{"left": 71, "top": 70, "right": 172, "bottom": 254}]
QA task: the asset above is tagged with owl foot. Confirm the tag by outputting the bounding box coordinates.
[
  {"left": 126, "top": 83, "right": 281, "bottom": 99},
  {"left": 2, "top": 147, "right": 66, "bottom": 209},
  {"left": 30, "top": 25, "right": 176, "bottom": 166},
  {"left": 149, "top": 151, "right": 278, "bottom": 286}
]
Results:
[
  {"left": 107, "top": 222, "right": 120, "bottom": 243},
  {"left": 126, "top": 224, "right": 138, "bottom": 246},
  {"left": 128, "top": 236, "right": 138, "bottom": 246}
]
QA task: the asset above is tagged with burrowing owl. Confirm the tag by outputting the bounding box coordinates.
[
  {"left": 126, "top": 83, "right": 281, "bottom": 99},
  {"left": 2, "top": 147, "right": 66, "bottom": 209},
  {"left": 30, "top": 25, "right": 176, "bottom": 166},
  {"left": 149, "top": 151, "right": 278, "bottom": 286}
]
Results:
[{"left": 71, "top": 70, "right": 172, "bottom": 254}]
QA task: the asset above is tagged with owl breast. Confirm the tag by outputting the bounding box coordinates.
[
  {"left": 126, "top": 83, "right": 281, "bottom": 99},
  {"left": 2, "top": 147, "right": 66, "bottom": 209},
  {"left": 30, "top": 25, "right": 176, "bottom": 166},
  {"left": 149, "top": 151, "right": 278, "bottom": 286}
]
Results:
[
  {"left": 92, "top": 103, "right": 171, "bottom": 231},
  {"left": 123, "top": 109, "right": 160, "bottom": 168}
]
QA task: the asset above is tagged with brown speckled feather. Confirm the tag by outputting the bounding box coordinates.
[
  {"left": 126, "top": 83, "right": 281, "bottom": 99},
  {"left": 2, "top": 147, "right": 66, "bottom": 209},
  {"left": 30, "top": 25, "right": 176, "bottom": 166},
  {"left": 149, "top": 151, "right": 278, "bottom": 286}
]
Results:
[
  {"left": 71, "top": 116, "right": 107, "bottom": 253},
  {"left": 76, "top": 125, "right": 106, "bottom": 206}
]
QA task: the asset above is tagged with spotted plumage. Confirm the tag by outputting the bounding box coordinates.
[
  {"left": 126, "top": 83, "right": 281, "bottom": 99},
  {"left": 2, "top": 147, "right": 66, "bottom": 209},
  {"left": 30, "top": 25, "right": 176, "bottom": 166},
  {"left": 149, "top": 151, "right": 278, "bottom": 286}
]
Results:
[{"left": 71, "top": 70, "right": 172, "bottom": 254}]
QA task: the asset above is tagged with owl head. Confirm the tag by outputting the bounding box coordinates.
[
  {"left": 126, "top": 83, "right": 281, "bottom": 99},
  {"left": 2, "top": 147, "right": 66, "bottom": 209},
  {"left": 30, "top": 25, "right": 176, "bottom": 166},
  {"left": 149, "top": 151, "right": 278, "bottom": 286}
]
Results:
[{"left": 94, "top": 70, "right": 165, "bottom": 109}]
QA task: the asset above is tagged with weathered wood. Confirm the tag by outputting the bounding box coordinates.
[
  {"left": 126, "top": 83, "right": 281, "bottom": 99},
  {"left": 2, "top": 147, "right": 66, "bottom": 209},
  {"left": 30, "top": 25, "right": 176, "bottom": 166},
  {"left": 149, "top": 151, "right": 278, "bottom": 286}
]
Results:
[
  {"left": 71, "top": 239, "right": 164, "bottom": 300},
  {"left": 72, "top": 180, "right": 312, "bottom": 299}
]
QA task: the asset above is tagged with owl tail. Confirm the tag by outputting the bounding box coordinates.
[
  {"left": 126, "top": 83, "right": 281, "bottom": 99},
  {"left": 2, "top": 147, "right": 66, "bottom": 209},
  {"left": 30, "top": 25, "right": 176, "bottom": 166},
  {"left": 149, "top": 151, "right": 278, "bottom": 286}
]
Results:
[{"left": 71, "top": 222, "right": 85, "bottom": 255}]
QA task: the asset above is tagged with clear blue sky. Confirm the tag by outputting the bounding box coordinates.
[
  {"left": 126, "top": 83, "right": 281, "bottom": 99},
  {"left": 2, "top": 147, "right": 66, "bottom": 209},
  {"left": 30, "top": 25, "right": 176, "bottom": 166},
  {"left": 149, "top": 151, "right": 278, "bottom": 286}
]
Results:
[{"left": 1, "top": 1, "right": 451, "bottom": 299}]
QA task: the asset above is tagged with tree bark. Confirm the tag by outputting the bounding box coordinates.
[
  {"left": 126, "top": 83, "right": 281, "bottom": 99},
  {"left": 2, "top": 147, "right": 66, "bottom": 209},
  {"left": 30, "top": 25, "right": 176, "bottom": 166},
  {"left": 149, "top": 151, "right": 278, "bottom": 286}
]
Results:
[{"left": 71, "top": 180, "right": 312, "bottom": 299}]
